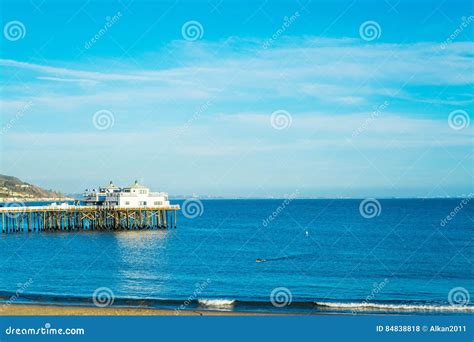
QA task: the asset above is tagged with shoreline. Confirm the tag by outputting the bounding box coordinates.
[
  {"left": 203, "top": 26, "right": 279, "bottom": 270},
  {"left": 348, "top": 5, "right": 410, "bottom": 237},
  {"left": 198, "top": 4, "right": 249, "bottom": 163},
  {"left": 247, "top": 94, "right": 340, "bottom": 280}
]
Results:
[
  {"left": 0, "top": 303, "right": 291, "bottom": 316},
  {"left": 0, "top": 302, "right": 470, "bottom": 316}
]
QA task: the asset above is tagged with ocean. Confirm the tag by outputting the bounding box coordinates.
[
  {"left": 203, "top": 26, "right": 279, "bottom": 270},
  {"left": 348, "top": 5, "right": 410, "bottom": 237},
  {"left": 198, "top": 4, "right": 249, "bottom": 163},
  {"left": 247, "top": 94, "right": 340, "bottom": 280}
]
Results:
[{"left": 0, "top": 199, "right": 472, "bottom": 314}]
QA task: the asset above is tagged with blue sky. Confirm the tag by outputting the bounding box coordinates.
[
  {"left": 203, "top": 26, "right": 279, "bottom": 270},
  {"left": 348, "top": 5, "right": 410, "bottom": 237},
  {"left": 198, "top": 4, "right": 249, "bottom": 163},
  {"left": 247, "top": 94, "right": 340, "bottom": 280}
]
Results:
[{"left": 1, "top": 0, "right": 473, "bottom": 197}]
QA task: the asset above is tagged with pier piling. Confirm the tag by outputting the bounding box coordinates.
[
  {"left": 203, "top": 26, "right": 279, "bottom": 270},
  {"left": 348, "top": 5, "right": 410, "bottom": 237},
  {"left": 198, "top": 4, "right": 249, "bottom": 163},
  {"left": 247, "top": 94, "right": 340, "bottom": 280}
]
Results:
[{"left": 0, "top": 205, "right": 180, "bottom": 234}]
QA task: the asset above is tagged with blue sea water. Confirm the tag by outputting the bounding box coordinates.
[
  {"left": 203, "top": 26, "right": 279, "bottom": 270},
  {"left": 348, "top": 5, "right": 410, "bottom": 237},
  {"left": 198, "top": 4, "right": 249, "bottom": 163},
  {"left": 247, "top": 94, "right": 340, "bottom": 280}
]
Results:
[{"left": 0, "top": 199, "right": 472, "bottom": 314}]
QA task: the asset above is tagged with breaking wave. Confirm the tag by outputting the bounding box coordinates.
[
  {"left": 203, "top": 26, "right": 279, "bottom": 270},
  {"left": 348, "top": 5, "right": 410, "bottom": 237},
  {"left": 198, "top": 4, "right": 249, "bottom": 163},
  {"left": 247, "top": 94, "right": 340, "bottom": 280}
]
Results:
[
  {"left": 314, "top": 301, "right": 474, "bottom": 312},
  {"left": 198, "top": 299, "right": 236, "bottom": 307},
  {"left": 1, "top": 290, "right": 472, "bottom": 314}
]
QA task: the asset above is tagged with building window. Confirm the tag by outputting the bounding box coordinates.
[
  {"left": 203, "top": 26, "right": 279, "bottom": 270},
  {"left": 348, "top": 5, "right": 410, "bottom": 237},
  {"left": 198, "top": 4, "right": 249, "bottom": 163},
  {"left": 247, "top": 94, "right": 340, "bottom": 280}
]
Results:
[
  {"left": 125, "top": 201, "right": 130, "bottom": 205},
  {"left": 154, "top": 201, "right": 162, "bottom": 205},
  {"left": 139, "top": 190, "right": 147, "bottom": 194},
  {"left": 139, "top": 201, "right": 147, "bottom": 206}
]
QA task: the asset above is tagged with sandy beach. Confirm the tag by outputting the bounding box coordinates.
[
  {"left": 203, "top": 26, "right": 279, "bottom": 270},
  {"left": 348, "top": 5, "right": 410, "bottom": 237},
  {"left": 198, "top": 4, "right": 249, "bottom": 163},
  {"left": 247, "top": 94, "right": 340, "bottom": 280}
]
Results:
[{"left": 0, "top": 304, "right": 285, "bottom": 316}]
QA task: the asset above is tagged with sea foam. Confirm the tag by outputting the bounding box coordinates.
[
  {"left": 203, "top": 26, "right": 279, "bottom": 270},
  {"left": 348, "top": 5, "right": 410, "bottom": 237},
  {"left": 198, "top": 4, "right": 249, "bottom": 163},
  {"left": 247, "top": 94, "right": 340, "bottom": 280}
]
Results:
[
  {"left": 198, "top": 299, "right": 236, "bottom": 307},
  {"left": 314, "top": 301, "right": 474, "bottom": 312}
]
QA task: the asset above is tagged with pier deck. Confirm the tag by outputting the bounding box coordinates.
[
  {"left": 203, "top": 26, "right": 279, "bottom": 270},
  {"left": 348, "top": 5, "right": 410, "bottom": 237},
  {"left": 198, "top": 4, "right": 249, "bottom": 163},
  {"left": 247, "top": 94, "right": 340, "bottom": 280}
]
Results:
[{"left": 0, "top": 205, "right": 180, "bottom": 233}]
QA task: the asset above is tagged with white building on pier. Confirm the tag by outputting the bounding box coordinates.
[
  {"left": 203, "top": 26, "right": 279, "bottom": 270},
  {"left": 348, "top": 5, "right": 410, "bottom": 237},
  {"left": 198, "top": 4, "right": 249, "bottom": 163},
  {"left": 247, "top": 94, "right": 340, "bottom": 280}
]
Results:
[{"left": 83, "top": 181, "right": 171, "bottom": 208}]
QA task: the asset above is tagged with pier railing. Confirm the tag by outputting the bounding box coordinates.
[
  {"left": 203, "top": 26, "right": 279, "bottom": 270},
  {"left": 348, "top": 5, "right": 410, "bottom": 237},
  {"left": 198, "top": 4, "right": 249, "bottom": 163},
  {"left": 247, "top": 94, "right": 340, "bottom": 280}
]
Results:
[{"left": 0, "top": 205, "right": 180, "bottom": 233}]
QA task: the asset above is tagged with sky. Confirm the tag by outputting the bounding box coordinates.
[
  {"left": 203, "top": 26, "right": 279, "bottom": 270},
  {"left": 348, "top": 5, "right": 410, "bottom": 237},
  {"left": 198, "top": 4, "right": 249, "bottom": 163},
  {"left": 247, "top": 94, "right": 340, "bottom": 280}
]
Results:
[{"left": 0, "top": 0, "right": 473, "bottom": 198}]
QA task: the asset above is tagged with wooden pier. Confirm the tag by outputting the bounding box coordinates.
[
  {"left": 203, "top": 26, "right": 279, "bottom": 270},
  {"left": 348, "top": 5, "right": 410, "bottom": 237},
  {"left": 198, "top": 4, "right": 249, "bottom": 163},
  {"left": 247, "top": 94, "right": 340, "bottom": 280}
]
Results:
[{"left": 0, "top": 205, "right": 180, "bottom": 233}]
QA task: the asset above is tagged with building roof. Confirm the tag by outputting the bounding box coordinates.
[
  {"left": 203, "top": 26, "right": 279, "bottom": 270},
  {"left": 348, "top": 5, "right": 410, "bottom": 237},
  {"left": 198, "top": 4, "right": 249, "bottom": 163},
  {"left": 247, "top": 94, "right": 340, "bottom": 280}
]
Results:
[
  {"left": 127, "top": 180, "right": 148, "bottom": 189},
  {"left": 104, "top": 181, "right": 120, "bottom": 189}
]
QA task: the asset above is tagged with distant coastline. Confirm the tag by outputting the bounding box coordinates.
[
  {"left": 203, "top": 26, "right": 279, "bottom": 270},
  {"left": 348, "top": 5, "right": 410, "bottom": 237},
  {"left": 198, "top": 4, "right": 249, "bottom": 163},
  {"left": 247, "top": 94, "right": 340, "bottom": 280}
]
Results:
[
  {"left": 171, "top": 196, "right": 472, "bottom": 200},
  {"left": 1, "top": 196, "right": 472, "bottom": 203},
  {"left": 0, "top": 197, "right": 74, "bottom": 203},
  {"left": 4, "top": 196, "right": 472, "bottom": 202},
  {"left": 0, "top": 174, "right": 69, "bottom": 203}
]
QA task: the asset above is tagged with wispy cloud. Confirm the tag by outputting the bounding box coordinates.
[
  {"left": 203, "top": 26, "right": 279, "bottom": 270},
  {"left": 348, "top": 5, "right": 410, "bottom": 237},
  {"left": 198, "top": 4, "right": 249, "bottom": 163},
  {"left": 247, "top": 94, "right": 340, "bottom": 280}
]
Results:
[
  {"left": 1, "top": 37, "right": 472, "bottom": 196},
  {"left": 2, "top": 38, "right": 473, "bottom": 111},
  {"left": 36, "top": 76, "right": 99, "bottom": 85}
]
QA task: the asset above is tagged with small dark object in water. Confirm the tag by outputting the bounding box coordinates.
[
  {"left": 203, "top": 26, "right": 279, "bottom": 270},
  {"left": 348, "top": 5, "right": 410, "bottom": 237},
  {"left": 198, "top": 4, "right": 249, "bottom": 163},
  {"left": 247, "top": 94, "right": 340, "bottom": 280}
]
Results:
[{"left": 256, "top": 259, "right": 266, "bottom": 263}]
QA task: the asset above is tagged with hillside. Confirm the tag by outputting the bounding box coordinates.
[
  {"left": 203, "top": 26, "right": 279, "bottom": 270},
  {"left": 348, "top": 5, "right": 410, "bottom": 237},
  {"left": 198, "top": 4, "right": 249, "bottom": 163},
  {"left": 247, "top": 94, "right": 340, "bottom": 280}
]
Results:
[{"left": 0, "top": 175, "right": 71, "bottom": 201}]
